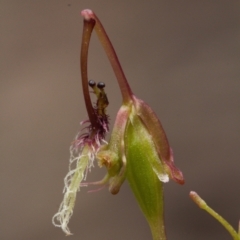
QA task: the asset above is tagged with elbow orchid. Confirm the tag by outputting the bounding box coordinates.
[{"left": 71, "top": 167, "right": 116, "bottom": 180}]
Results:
[{"left": 52, "top": 9, "right": 184, "bottom": 240}]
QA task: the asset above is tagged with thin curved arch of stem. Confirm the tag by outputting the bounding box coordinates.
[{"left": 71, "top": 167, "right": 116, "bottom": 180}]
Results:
[
  {"left": 81, "top": 17, "right": 99, "bottom": 130},
  {"left": 81, "top": 9, "right": 133, "bottom": 105}
]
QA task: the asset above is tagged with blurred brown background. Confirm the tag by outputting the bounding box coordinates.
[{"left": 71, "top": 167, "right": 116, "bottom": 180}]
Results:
[{"left": 1, "top": 1, "right": 240, "bottom": 239}]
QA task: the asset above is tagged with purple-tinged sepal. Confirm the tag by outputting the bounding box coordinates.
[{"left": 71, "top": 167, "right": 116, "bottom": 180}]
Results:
[{"left": 133, "top": 96, "right": 184, "bottom": 185}]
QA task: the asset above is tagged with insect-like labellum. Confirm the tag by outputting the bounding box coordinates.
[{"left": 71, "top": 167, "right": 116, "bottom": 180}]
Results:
[
  {"left": 87, "top": 80, "right": 109, "bottom": 139},
  {"left": 88, "top": 80, "right": 109, "bottom": 116}
]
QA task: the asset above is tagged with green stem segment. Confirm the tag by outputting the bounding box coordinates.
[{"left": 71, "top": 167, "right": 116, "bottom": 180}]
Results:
[
  {"left": 81, "top": 9, "right": 133, "bottom": 105},
  {"left": 238, "top": 221, "right": 240, "bottom": 236},
  {"left": 149, "top": 212, "right": 166, "bottom": 240},
  {"left": 126, "top": 113, "right": 166, "bottom": 240},
  {"left": 190, "top": 191, "right": 240, "bottom": 240}
]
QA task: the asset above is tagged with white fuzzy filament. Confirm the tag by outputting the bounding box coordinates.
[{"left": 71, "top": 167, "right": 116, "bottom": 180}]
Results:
[{"left": 52, "top": 144, "right": 95, "bottom": 235}]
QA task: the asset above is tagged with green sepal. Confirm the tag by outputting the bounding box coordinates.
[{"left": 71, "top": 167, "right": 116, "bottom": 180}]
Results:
[
  {"left": 133, "top": 96, "right": 184, "bottom": 185},
  {"left": 125, "top": 110, "right": 166, "bottom": 240}
]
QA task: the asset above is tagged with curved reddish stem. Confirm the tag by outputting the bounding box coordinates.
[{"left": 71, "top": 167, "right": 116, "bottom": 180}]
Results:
[
  {"left": 81, "top": 9, "right": 133, "bottom": 105},
  {"left": 80, "top": 18, "right": 99, "bottom": 130}
]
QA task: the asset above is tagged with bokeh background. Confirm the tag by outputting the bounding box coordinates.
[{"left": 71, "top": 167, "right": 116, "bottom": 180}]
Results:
[{"left": 1, "top": 1, "right": 240, "bottom": 239}]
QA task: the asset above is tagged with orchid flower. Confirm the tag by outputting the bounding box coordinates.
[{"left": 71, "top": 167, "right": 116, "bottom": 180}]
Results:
[{"left": 52, "top": 9, "right": 184, "bottom": 240}]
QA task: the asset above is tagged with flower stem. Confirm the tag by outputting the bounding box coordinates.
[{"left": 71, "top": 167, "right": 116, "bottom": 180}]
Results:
[
  {"left": 238, "top": 221, "right": 240, "bottom": 236},
  {"left": 147, "top": 183, "right": 166, "bottom": 240},
  {"left": 190, "top": 191, "right": 240, "bottom": 240},
  {"left": 81, "top": 9, "right": 133, "bottom": 105},
  {"left": 149, "top": 216, "right": 166, "bottom": 240}
]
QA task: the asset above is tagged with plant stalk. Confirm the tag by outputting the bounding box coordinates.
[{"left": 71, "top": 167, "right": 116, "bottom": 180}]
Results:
[{"left": 81, "top": 9, "right": 133, "bottom": 105}]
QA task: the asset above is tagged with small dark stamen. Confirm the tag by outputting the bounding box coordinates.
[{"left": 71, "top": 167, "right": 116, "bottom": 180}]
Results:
[
  {"left": 97, "top": 82, "right": 105, "bottom": 89},
  {"left": 88, "top": 80, "right": 96, "bottom": 87}
]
